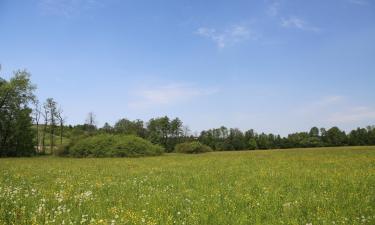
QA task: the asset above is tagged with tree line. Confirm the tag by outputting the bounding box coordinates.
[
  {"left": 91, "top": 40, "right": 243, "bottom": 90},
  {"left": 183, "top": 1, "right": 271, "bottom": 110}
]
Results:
[
  {"left": 198, "top": 126, "right": 375, "bottom": 151},
  {"left": 1, "top": 68, "right": 374, "bottom": 157},
  {"left": 71, "top": 118, "right": 375, "bottom": 152}
]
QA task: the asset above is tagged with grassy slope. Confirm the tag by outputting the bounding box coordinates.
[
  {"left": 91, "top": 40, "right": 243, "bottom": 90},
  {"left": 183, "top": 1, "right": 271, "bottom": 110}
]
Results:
[
  {"left": 32, "top": 125, "right": 71, "bottom": 147},
  {"left": 0, "top": 146, "right": 374, "bottom": 225}
]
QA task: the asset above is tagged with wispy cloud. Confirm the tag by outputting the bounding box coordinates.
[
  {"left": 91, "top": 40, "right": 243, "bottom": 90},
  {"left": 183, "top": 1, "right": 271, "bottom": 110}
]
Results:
[
  {"left": 195, "top": 25, "right": 259, "bottom": 48},
  {"left": 281, "top": 16, "right": 320, "bottom": 32},
  {"left": 296, "top": 95, "right": 375, "bottom": 126},
  {"left": 314, "top": 95, "right": 343, "bottom": 106},
  {"left": 38, "top": 0, "right": 102, "bottom": 17},
  {"left": 347, "top": 0, "right": 369, "bottom": 6},
  {"left": 296, "top": 95, "right": 343, "bottom": 115},
  {"left": 265, "top": 2, "right": 321, "bottom": 34},
  {"left": 326, "top": 106, "right": 375, "bottom": 124},
  {"left": 128, "top": 83, "right": 218, "bottom": 109},
  {"left": 266, "top": 1, "right": 281, "bottom": 17}
]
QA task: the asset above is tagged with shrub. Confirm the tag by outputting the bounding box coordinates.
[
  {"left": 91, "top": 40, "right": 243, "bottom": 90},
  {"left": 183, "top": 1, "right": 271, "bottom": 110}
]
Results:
[
  {"left": 174, "top": 141, "right": 212, "bottom": 154},
  {"left": 54, "top": 144, "right": 70, "bottom": 156},
  {"left": 65, "top": 134, "right": 164, "bottom": 157}
]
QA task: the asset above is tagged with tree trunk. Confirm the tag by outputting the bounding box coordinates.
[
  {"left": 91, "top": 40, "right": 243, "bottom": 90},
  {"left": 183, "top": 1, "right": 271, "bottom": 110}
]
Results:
[
  {"left": 36, "top": 122, "right": 39, "bottom": 152},
  {"left": 60, "top": 122, "right": 63, "bottom": 145},
  {"left": 42, "top": 122, "right": 47, "bottom": 153},
  {"left": 50, "top": 125, "right": 54, "bottom": 153}
]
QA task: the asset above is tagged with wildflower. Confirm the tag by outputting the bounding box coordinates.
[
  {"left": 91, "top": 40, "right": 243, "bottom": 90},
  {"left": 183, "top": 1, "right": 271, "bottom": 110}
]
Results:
[{"left": 83, "top": 191, "right": 92, "bottom": 197}]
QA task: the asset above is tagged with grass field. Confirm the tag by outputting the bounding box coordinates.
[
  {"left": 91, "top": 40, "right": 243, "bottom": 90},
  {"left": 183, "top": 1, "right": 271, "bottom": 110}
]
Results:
[{"left": 1, "top": 146, "right": 374, "bottom": 225}]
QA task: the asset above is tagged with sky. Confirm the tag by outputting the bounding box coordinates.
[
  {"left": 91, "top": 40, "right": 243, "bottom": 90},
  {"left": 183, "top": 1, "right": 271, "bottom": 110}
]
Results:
[{"left": 0, "top": 0, "right": 374, "bottom": 136}]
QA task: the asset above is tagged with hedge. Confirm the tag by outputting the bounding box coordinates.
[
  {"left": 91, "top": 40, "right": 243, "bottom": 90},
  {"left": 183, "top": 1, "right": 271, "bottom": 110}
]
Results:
[
  {"left": 58, "top": 134, "right": 164, "bottom": 157},
  {"left": 174, "top": 141, "right": 212, "bottom": 154}
]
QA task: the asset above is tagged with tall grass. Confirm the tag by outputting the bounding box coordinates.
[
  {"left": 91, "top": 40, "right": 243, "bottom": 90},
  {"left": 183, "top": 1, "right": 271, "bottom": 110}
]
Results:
[{"left": 0, "top": 146, "right": 374, "bottom": 224}]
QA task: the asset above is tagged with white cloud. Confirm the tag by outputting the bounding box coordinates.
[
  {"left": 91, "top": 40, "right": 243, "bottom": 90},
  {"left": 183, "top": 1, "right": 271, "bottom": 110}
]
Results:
[
  {"left": 347, "top": 0, "right": 369, "bottom": 5},
  {"left": 128, "top": 83, "right": 218, "bottom": 109},
  {"left": 281, "top": 16, "right": 320, "bottom": 32},
  {"left": 196, "top": 25, "right": 259, "bottom": 48},
  {"left": 38, "top": 0, "right": 102, "bottom": 17}
]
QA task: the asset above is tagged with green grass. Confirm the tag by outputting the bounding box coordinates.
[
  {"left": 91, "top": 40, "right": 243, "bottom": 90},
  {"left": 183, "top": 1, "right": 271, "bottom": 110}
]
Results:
[{"left": 1, "top": 146, "right": 374, "bottom": 225}]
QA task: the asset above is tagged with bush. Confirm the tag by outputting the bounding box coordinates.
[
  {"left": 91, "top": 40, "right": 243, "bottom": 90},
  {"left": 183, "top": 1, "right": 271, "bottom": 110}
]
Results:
[
  {"left": 54, "top": 144, "right": 70, "bottom": 156},
  {"left": 175, "top": 141, "right": 212, "bottom": 154},
  {"left": 64, "top": 134, "right": 164, "bottom": 157}
]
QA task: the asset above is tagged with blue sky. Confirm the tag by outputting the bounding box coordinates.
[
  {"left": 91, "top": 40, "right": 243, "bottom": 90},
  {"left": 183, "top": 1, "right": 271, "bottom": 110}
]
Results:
[{"left": 1, "top": 0, "right": 374, "bottom": 135}]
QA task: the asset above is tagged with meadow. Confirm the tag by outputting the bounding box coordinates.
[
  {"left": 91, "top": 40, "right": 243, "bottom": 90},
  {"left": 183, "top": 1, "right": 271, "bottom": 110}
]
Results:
[{"left": 0, "top": 146, "right": 374, "bottom": 225}]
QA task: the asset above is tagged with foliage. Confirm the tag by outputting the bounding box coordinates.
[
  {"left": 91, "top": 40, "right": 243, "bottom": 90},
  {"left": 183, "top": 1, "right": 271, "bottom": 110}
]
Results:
[
  {"left": 200, "top": 125, "right": 375, "bottom": 151},
  {"left": 114, "top": 118, "right": 146, "bottom": 137},
  {"left": 0, "top": 70, "right": 36, "bottom": 157},
  {"left": 54, "top": 143, "right": 70, "bottom": 156},
  {"left": 0, "top": 146, "right": 374, "bottom": 224},
  {"left": 248, "top": 138, "right": 257, "bottom": 150},
  {"left": 146, "top": 116, "right": 184, "bottom": 152},
  {"left": 43, "top": 98, "right": 58, "bottom": 153},
  {"left": 174, "top": 141, "right": 212, "bottom": 154},
  {"left": 325, "top": 126, "right": 348, "bottom": 146},
  {"left": 66, "top": 134, "right": 164, "bottom": 157}
]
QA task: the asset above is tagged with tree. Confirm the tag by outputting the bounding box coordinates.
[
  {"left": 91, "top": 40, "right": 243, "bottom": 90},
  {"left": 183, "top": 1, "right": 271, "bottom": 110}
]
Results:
[
  {"left": 326, "top": 127, "right": 347, "bottom": 146},
  {"left": 85, "top": 112, "right": 97, "bottom": 133},
  {"left": 248, "top": 138, "right": 257, "bottom": 150},
  {"left": 0, "top": 70, "right": 36, "bottom": 156},
  {"left": 114, "top": 118, "right": 146, "bottom": 137},
  {"left": 320, "top": 128, "right": 327, "bottom": 145},
  {"left": 170, "top": 118, "right": 183, "bottom": 138},
  {"left": 41, "top": 102, "right": 49, "bottom": 153},
  {"left": 309, "top": 127, "right": 320, "bottom": 137},
  {"left": 33, "top": 100, "right": 42, "bottom": 151},
  {"left": 182, "top": 125, "right": 191, "bottom": 138},
  {"left": 146, "top": 116, "right": 184, "bottom": 151},
  {"left": 367, "top": 126, "right": 375, "bottom": 145},
  {"left": 168, "top": 117, "right": 183, "bottom": 148},
  {"left": 228, "top": 128, "right": 246, "bottom": 150},
  {"left": 101, "top": 122, "right": 113, "bottom": 133},
  {"left": 57, "top": 107, "right": 65, "bottom": 145},
  {"left": 45, "top": 98, "right": 58, "bottom": 153},
  {"left": 199, "top": 130, "right": 215, "bottom": 149},
  {"left": 257, "top": 133, "right": 271, "bottom": 149},
  {"left": 147, "top": 116, "right": 171, "bottom": 150}
]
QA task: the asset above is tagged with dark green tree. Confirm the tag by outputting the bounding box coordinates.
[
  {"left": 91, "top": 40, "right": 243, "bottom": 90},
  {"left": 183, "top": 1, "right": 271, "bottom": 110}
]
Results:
[
  {"left": 326, "top": 127, "right": 347, "bottom": 146},
  {"left": 228, "top": 128, "right": 246, "bottom": 150},
  {"left": 114, "top": 118, "right": 146, "bottom": 137},
  {"left": 147, "top": 116, "right": 171, "bottom": 150},
  {"left": 248, "top": 138, "right": 257, "bottom": 150},
  {"left": 0, "top": 70, "right": 36, "bottom": 157},
  {"left": 309, "top": 127, "right": 320, "bottom": 137},
  {"left": 257, "top": 133, "right": 271, "bottom": 149},
  {"left": 101, "top": 122, "right": 113, "bottom": 133}
]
